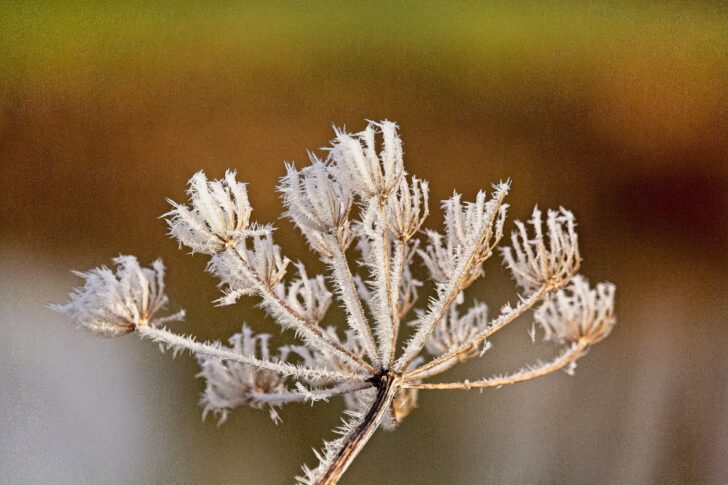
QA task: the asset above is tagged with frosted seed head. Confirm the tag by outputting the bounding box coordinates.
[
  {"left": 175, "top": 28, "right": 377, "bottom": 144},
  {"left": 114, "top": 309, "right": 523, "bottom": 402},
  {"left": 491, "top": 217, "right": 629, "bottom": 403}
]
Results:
[
  {"left": 418, "top": 184, "right": 509, "bottom": 287},
  {"left": 279, "top": 159, "right": 352, "bottom": 234},
  {"left": 387, "top": 176, "right": 429, "bottom": 240},
  {"left": 534, "top": 276, "right": 616, "bottom": 345},
  {"left": 425, "top": 300, "right": 490, "bottom": 359},
  {"left": 209, "top": 233, "right": 289, "bottom": 306},
  {"left": 274, "top": 263, "right": 332, "bottom": 324},
  {"left": 51, "top": 255, "right": 184, "bottom": 337},
  {"left": 329, "top": 120, "right": 405, "bottom": 198},
  {"left": 165, "top": 170, "right": 255, "bottom": 254},
  {"left": 197, "top": 324, "right": 290, "bottom": 423},
  {"left": 501, "top": 206, "right": 581, "bottom": 292}
]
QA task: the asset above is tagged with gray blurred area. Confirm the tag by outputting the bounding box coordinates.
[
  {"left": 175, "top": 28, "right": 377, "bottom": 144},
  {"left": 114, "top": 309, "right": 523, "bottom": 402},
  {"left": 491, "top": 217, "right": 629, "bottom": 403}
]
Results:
[{"left": 1, "top": 2, "right": 727, "bottom": 484}]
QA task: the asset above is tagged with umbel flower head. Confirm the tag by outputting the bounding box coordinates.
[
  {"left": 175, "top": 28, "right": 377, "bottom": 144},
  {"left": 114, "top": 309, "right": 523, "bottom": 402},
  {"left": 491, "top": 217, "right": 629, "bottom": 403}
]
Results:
[
  {"left": 53, "top": 120, "right": 616, "bottom": 485},
  {"left": 51, "top": 255, "right": 184, "bottom": 337}
]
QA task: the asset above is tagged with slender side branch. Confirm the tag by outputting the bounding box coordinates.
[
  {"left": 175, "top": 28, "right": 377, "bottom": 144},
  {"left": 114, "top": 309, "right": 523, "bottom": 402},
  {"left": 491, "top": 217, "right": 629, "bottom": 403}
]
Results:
[
  {"left": 250, "top": 381, "right": 372, "bottom": 407},
  {"left": 323, "top": 233, "right": 380, "bottom": 368},
  {"left": 137, "top": 325, "right": 366, "bottom": 383},
  {"left": 364, "top": 198, "right": 398, "bottom": 367},
  {"left": 231, "top": 246, "right": 376, "bottom": 374},
  {"left": 396, "top": 186, "right": 509, "bottom": 371},
  {"left": 403, "top": 340, "right": 588, "bottom": 390},
  {"left": 405, "top": 286, "right": 548, "bottom": 379},
  {"left": 387, "top": 238, "right": 405, "bottom": 366}
]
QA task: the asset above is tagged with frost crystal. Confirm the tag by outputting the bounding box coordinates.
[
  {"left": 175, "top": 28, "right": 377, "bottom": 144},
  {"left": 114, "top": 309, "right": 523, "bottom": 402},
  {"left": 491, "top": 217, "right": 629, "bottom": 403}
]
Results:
[{"left": 53, "top": 120, "right": 616, "bottom": 485}]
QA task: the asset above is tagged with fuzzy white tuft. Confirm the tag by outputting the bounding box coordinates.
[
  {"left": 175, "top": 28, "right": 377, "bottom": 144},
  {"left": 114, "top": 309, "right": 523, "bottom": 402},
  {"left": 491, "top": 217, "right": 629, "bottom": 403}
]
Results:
[
  {"left": 51, "top": 255, "right": 184, "bottom": 337},
  {"left": 500, "top": 206, "right": 581, "bottom": 292},
  {"left": 534, "top": 276, "right": 616, "bottom": 344},
  {"left": 165, "top": 170, "right": 264, "bottom": 254}
]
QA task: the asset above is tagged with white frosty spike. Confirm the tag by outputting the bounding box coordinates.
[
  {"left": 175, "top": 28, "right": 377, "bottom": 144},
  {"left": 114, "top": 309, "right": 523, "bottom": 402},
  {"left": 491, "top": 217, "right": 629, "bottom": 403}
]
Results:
[{"left": 51, "top": 255, "right": 185, "bottom": 337}]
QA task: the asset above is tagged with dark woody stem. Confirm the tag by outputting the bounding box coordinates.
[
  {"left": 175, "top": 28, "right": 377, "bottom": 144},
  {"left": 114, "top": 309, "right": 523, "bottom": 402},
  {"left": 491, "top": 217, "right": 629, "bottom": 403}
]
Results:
[{"left": 318, "top": 372, "right": 400, "bottom": 485}]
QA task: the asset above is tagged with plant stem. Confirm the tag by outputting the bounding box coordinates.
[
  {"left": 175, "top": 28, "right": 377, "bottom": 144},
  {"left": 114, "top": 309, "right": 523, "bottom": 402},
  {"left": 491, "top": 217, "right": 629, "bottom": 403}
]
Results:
[{"left": 318, "top": 373, "right": 399, "bottom": 485}]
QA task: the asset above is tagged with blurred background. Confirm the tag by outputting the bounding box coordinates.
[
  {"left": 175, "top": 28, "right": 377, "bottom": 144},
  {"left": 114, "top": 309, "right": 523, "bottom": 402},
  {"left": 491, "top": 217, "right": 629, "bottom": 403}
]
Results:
[{"left": 1, "top": 1, "right": 726, "bottom": 484}]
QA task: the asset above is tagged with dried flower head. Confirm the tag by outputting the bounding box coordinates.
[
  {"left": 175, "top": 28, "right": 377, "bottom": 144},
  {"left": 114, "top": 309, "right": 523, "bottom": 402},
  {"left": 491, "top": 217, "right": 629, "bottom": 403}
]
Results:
[
  {"left": 53, "top": 120, "right": 616, "bottom": 485},
  {"left": 535, "top": 276, "right": 616, "bottom": 345},
  {"left": 425, "top": 297, "right": 490, "bottom": 361},
  {"left": 198, "top": 325, "right": 291, "bottom": 423},
  {"left": 501, "top": 206, "right": 581, "bottom": 292},
  {"left": 329, "top": 120, "right": 405, "bottom": 198},
  {"left": 386, "top": 176, "right": 429, "bottom": 240},
  {"left": 274, "top": 263, "right": 333, "bottom": 324},
  {"left": 51, "top": 255, "right": 184, "bottom": 337},
  {"left": 419, "top": 186, "right": 509, "bottom": 287},
  {"left": 166, "top": 170, "right": 266, "bottom": 254},
  {"left": 280, "top": 158, "right": 353, "bottom": 234}
]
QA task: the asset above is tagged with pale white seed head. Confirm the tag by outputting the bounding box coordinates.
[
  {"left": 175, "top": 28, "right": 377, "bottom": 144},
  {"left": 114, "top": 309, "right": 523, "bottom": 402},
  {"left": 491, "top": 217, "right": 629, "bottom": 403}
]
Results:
[
  {"left": 51, "top": 255, "right": 184, "bottom": 337},
  {"left": 425, "top": 298, "right": 490, "bottom": 359},
  {"left": 166, "top": 170, "right": 257, "bottom": 254},
  {"left": 279, "top": 158, "right": 352, "bottom": 234},
  {"left": 209, "top": 234, "right": 289, "bottom": 305},
  {"left": 273, "top": 263, "right": 332, "bottom": 324},
  {"left": 419, "top": 184, "right": 509, "bottom": 287},
  {"left": 534, "top": 276, "right": 616, "bottom": 344},
  {"left": 197, "top": 325, "right": 290, "bottom": 423},
  {"left": 387, "top": 176, "right": 429, "bottom": 240},
  {"left": 329, "top": 120, "right": 405, "bottom": 198},
  {"left": 501, "top": 206, "right": 581, "bottom": 292}
]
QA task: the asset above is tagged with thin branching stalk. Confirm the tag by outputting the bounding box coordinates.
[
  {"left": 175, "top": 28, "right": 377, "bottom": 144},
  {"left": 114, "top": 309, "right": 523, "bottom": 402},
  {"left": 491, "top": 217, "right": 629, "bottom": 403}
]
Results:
[
  {"left": 387, "top": 237, "right": 406, "bottom": 366},
  {"left": 404, "top": 285, "right": 549, "bottom": 380},
  {"left": 138, "top": 325, "right": 366, "bottom": 382},
  {"left": 323, "top": 232, "right": 380, "bottom": 367},
  {"left": 402, "top": 340, "right": 588, "bottom": 390},
  {"left": 230, "top": 245, "right": 376, "bottom": 374},
  {"left": 395, "top": 185, "right": 509, "bottom": 371}
]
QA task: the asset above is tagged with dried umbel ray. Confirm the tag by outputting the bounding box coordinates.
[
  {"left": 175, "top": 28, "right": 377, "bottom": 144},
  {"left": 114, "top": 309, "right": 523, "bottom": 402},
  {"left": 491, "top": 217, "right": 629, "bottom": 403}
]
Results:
[{"left": 53, "top": 120, "right": 616, "bottom": 484}]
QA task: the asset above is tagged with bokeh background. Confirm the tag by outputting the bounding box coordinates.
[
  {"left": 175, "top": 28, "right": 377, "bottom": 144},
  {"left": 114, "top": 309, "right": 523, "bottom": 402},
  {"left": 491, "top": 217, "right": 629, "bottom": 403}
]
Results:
[{"left": 1, "top": 2, "right": 727, "bottom": 484}]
